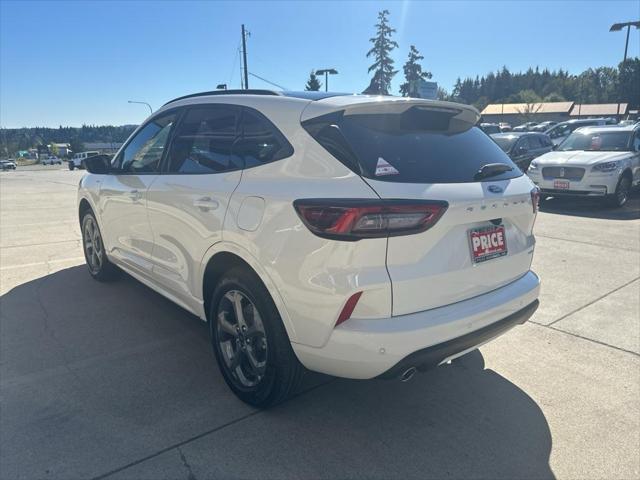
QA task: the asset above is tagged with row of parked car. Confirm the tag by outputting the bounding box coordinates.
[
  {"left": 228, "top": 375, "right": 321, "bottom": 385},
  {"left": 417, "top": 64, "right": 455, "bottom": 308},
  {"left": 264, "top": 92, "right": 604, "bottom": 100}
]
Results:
[{"left": 488, "top": 121, "right": 640, "bottom": 208}]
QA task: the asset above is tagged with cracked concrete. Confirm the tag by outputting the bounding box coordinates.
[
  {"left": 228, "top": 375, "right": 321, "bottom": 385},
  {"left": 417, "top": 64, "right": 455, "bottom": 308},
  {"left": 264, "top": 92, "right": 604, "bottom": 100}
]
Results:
[{"left": 1, "top": 168, "right": 639, "bottom": 480}]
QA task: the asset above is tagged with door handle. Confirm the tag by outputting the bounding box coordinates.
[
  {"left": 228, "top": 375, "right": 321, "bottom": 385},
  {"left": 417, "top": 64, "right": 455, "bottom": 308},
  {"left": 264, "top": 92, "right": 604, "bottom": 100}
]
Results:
[
  {"left": 128, "top": 189, "right": 142, "bottom": 201},
  {"left": 193, "top": 197, "right": 219, "bottom": 212}
]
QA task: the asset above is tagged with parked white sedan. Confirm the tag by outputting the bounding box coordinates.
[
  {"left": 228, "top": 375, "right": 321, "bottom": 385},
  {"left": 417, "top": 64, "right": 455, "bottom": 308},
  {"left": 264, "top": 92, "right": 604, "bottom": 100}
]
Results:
[{"left": 527, "top": 125, "right": 640, "bottom": 207}]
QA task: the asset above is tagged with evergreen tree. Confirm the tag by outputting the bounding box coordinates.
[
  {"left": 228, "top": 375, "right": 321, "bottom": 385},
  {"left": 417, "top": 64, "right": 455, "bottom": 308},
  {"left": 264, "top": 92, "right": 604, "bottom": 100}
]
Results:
[
  {"left": 399, "top": 45, "right": 432, "bottom": 97},
  {"left": 305, "top": 71, "right": 322, "bottom": 91},
  {"left": 617, "top": 58, "right": 640, "bottom": 109},
  {"left": 365, "top": 10, "right": 398, "bottom": 95}
]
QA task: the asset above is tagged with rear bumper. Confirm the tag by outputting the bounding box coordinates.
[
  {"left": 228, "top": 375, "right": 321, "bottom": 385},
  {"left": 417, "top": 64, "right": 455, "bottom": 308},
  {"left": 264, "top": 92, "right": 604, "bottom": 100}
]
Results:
[
  {"left": 377, "top": 299, "right": 538, "bottom": 378},
  {"left": 292, "top": 270, "right": 540, "bottom": 379}
]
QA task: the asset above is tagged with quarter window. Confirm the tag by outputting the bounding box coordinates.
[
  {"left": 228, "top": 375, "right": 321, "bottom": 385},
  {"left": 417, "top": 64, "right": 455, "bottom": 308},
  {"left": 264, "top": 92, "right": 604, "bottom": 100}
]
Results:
[
  {"left": 235, "top": 109, "right": 293, "bottom": 168},
  {"left": 116, "top": 113, "right": 176, "bottom": 173},
  {"left": 167, "top": 105, "right": 241, "bottom": 174}
]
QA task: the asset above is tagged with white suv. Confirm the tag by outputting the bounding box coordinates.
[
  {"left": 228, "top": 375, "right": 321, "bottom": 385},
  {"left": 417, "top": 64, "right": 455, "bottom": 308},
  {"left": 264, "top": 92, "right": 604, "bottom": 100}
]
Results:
[
  {"left": 78, "top": 90, "right": 541, "bottom": 407},
  {"left": 528, "top": 125, "right": 640, "bottom": 207},
  {"left": 41, "top": 155, "right": 62, "bottom": 165},
  {"left": 68, "top": 151, "right": 100, "bottom": 170}
]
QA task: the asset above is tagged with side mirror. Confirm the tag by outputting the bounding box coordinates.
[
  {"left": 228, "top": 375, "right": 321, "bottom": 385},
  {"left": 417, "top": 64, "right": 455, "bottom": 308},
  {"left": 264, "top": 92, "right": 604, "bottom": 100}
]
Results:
[
  {"left": 552, "top": 143, "right": 559, "bottom": 150},
  {"left": 84, "top": 154, "right": 112, "bottom": 174},
  {"left": 516, "top": 146, "right": 527, "bottom": 156}
]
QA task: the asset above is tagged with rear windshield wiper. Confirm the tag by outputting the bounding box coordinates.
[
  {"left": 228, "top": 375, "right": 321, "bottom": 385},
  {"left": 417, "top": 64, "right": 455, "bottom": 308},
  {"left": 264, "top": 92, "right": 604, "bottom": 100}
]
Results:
[{"left": 474, "top": 163, "right": 513, "bottom": 181}]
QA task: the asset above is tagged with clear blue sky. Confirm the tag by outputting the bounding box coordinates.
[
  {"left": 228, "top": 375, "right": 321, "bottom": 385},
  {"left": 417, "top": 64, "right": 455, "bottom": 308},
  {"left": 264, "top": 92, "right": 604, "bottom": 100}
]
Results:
[{"left": 1, "top": 0, "right": 638, "bottom": 127}]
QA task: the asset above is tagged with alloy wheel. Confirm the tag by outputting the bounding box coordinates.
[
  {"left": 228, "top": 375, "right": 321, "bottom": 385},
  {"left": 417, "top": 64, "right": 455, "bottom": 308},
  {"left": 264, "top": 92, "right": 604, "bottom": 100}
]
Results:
[
  {"left": 617, "top": 177, "right": 630, "bottom": 206},
  {"left": 83, "top": 216, "right": 103, "bottom": 274},
  {"left": 216, "top": 290, "right": 268, "bottom": 389}
]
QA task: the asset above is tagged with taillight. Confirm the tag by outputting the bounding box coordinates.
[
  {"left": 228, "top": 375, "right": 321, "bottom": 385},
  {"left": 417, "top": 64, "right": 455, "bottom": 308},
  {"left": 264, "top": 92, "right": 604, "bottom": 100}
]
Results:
[
  {"left": 293, "top": 199, "right": 448, "bottom": 241},
  {"left": 531, "top": 187, "right": 541, "bottom": 213}
]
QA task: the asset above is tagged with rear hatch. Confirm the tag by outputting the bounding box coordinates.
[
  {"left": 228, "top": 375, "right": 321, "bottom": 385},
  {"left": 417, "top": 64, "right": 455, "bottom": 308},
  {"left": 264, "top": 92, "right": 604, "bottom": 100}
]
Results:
[{"left": 302, "top": 99, "right": 537, "bottom": 316}]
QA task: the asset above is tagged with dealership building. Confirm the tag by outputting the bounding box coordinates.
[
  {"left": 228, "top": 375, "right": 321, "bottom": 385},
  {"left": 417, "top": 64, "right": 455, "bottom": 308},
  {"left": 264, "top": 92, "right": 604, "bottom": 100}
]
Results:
[{"left": 480, "top": 102, "right": 629, "bottom": 125}]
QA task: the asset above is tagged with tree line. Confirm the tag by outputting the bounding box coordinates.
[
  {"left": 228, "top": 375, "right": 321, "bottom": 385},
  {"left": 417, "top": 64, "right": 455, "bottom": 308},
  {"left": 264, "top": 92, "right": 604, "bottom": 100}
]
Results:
[
  {"left": 450, "top": 60, "right": 640, "bottom": 111},
  {"left": 0, "top": 124, "right": 136, "bottom": 158},
  {"left": 304, "top": 9, "right": 640, "bottom": 113}
]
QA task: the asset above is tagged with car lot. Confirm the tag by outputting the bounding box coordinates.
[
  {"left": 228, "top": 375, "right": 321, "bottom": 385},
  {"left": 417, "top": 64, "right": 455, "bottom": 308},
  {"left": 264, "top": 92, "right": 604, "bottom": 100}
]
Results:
[{"left": 1, "top": 168, "right": 638, "bottom": 479}]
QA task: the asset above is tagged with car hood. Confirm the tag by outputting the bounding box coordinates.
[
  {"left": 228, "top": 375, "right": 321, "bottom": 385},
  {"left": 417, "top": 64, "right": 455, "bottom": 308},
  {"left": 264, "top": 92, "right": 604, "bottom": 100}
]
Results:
[{"left": 535, "top": 150, "right": 632, "bottom": 166}]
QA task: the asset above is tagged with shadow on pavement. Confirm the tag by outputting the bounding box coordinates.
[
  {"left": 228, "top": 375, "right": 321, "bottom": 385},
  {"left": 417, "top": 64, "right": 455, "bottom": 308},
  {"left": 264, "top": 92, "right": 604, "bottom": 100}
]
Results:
[
  {"left": 0, "top": 265, "right": 554, "bottom": 480},
  {"left": 539, "top": 189, "right": 640, "bottom": 220}
]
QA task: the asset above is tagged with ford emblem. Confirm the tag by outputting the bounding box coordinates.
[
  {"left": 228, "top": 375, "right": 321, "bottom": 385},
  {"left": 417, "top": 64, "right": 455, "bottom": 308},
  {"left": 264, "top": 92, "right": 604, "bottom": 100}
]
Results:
[{"left": 488, "top": 185, "right": 503, "bottom": 194}]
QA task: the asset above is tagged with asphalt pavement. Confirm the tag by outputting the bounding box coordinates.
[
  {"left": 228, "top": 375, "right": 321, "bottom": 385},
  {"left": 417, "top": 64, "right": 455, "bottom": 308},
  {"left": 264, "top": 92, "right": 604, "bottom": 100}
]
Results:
[{"left": 1, "top": 167, "right": 638, "bottom": 480}]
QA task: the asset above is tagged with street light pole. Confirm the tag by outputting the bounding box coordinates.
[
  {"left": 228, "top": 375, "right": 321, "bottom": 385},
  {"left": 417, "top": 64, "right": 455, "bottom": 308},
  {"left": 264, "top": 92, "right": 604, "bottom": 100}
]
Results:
[
  {"left": 127, "top": 100, "right": 152, "bottom": 115},
  {"left": 609, "top": 21, "right": 640, "bottom": 119},
  {"left": 315, "top": 68, "right": 338, "bottom": 92}
]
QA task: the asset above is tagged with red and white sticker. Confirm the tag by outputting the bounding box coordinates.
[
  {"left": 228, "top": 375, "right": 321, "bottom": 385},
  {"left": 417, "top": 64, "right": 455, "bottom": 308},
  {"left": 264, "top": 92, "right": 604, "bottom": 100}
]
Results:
[
  {"left": 375, "top": 157, "right": 399, "bottom": 176},
  {"left": 469, "top": 225, "right": 508, "bottom": 263}
]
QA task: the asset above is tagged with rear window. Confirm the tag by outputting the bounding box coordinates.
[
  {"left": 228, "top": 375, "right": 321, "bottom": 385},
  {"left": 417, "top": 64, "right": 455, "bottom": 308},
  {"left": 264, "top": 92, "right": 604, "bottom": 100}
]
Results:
[{"left": 303, "top": 108, "right": 521, "bottom": 183}]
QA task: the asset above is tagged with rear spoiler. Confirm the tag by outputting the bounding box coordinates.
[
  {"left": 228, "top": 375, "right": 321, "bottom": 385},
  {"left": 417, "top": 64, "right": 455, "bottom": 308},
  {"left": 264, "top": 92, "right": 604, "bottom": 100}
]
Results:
[{"left": 300, "top": 97, "right": 480, "bottom": 133}]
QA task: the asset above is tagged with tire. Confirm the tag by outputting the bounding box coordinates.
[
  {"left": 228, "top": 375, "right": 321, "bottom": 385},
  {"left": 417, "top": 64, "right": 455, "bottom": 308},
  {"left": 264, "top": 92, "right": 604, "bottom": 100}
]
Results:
[
  {"left": 81, "top": 212, "right": 119, "bottom": 281},
  {"left": 606, "top": 174, "right": 631, "bottom": 208},
  {"left": 69, "top": 163, "right": 75, "bottom": 171},
  {"left": 209, "top": 267, "right": 304, "bottom": 408}
]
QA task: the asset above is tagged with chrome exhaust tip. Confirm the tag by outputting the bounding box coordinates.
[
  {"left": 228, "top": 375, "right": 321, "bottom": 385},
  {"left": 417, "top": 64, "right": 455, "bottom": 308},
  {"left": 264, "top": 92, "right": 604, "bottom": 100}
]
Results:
[{"left": 399, "top": 366, "right": 417, "bottom": 382}]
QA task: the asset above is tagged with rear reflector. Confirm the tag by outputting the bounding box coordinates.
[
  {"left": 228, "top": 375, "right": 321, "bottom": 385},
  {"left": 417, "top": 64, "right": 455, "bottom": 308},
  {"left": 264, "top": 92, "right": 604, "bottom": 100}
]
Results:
[
  {"left": 293, "top": 199, "right": 448, "bottom": 241},
  {"left": 335, "top": 291, "right": 363, "bottom": 327}
]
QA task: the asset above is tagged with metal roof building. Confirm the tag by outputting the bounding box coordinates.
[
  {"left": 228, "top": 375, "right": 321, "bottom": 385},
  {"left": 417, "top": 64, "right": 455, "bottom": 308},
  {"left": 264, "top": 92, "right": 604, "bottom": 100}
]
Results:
[
  {"left": 481, "top": 102, "right": 574, "bottom": 116},
  {"left": 480, "top": 102, "right": 574, "bottom": 124},
  {"left": 569, "top": 103, "right": 628, "bottom": 117}
]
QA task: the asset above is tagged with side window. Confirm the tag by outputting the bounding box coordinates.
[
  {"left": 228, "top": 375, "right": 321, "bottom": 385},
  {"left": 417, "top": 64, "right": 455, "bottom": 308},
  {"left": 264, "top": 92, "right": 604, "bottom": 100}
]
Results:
[
  {"left": 528, "top": 136, "right": 543, "bottom": 149},
  {"left": 515, "top": 138, "right": 529, "bottom": 152},
  {"left": 115, "top": 113, "right": 176, "bottom": 173},
  {"left": 633, "top": 130, "right": 640, "bottom": 152},
  {"left": 235, "top": 109, "right": 294, "bottom": 168},
  {"left": 167, "top": 105, "right": 240, "bottom": 174}
]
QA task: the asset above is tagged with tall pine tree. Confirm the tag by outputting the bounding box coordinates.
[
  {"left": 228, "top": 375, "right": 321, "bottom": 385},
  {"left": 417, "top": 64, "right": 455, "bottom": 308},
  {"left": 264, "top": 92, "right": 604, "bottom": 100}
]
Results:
[
  {"left": 399, "top": 45, "right": 432, "bottom": 97},
  {"left": 305, "top": 71, "right": 322, "bottom": 91},
  {"left": 365, "top": 10, "right": 398, "bottom": 95}
]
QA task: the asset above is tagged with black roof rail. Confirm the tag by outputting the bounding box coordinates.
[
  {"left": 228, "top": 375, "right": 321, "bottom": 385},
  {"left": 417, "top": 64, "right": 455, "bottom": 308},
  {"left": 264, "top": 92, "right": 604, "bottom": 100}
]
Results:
[{"left": 163, "top": 89, "right": 281, "bottom": 106}]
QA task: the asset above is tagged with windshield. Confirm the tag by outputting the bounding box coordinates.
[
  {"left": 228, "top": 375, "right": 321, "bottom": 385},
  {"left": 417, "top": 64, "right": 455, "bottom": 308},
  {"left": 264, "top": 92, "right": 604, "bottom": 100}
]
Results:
[
  {"left": 492, "top": 136, "right": 517, "bottom": 152},
  {"left": 558, "top": 131, "right": 632, "bottom": 152}
]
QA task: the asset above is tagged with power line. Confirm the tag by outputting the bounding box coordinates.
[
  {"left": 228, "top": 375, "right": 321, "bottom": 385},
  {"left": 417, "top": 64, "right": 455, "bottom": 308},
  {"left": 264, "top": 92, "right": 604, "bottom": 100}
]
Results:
[
  {"left": 248, "top": 72, "right": 288, "bottom": 90},
  {"left": 228, "top": 42, "right": 241, "bottom": 86}
]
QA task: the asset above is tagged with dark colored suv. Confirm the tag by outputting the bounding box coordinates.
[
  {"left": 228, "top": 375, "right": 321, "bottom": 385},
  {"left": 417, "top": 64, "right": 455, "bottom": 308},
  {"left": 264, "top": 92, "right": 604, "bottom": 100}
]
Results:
[{"left": 490, "top": 132, "right": 554, "bottom": 171}]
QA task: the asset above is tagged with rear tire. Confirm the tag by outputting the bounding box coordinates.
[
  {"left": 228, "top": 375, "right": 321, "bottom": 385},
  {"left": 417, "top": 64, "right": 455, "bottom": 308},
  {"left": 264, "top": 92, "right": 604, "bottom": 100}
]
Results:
[
  {"left": 209, "top": 267, "right": 304, "bottom": 408},
  {"left": 68, "top": 163, "right": 74, "bottom": 171},
  {"left": 81, "top": 211, "right": 119, "bottom": 281},
  {"left": 606, "top": 175, "right": 631, "bottom": 208}
]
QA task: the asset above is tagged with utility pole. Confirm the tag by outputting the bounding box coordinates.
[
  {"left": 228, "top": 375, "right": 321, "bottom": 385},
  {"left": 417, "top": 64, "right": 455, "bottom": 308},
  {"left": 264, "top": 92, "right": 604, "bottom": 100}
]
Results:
[{"left": 241, "top": 24, "right": 249, "bottom": 90}]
